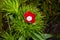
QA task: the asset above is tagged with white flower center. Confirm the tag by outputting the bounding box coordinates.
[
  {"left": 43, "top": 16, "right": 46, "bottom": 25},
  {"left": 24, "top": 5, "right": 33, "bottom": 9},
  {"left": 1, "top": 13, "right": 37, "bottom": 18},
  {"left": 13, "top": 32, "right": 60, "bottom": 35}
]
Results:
[{"left": 26, "top": 16, "right": 32, "bottom": 21}]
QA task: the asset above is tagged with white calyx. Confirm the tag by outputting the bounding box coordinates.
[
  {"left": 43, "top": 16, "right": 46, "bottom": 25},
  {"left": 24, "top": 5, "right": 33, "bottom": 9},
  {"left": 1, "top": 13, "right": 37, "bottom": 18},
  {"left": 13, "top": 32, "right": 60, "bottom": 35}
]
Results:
[{"left": 26, "top": 16, "right": 32, "bottom": 21}]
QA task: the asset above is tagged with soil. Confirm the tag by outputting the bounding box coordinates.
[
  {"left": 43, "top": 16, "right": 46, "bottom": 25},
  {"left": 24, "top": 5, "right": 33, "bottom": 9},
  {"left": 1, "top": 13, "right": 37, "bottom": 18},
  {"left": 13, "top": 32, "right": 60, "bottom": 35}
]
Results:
[{"left": 45, "top": 15, "right": 60, "bottom": 40}]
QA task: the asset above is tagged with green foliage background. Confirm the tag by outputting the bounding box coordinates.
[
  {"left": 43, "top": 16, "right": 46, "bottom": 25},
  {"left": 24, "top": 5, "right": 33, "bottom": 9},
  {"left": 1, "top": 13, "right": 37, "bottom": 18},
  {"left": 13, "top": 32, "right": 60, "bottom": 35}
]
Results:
[{"left": 0, "top": 0, "right": 60, "bottom": 40}]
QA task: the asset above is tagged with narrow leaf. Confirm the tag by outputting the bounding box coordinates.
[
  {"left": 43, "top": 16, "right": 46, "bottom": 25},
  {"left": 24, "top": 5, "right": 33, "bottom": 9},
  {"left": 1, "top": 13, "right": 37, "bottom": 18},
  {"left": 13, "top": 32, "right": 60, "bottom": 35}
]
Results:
[{"left": 18, "top": 36, "right": 25, "bottom": 40}]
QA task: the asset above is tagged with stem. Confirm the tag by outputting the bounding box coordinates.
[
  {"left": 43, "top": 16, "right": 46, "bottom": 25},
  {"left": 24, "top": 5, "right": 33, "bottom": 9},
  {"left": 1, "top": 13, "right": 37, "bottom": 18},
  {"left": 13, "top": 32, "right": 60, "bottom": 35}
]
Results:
[{"left": 6, "top": 15, "right": 11, "bottom": 33}]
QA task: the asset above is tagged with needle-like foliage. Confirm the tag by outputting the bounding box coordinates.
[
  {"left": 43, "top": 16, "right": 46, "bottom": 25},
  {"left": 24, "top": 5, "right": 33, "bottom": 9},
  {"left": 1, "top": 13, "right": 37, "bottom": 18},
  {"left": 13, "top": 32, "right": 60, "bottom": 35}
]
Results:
[{"left": 0, "top": 0, "right": 52, "bottom": 40}]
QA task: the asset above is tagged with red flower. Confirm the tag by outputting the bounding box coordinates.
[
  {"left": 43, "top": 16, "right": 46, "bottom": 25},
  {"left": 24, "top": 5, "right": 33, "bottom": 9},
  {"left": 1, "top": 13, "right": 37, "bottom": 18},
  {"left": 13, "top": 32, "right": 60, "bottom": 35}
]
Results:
[{"left": 24, "top": 11, "right": 36, "bottom": 23}]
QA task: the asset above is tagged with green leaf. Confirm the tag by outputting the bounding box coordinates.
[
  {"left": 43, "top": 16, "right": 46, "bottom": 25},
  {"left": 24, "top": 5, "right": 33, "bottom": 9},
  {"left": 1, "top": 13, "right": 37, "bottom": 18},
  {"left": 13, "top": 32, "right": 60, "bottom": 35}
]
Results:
[
  {"left": 32, "top": 32, "right": 45, "bottom": 40},
  {"left": 0, "top": 32, "right": 15, "bottom": 40},
  {"left": 36, "top": 32, "right": 52, "bottom": 40},
  {"left": 9, "top": 15, "right": 14, "bottom": 21},
  {"left": 30, "top": 31, "right": 52, "bottom": 40},
  {"left": 0, "top": 0, "right": 19, "bottom": 13},
  {"left": 29, "top": 31, "right": 40, "bottom": 40},
  {"left": 18, "top": 36, "right": 25, "bottom": 40},
  {"left": 43, "top": 34, "right": 52, "bottom": 39}
]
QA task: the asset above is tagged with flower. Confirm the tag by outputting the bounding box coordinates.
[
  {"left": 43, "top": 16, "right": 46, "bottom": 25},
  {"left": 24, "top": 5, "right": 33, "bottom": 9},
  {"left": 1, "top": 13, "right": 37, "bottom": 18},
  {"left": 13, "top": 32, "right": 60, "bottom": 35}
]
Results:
[{"left": 24, "top": 11, "right": 36, "bottom": 23}]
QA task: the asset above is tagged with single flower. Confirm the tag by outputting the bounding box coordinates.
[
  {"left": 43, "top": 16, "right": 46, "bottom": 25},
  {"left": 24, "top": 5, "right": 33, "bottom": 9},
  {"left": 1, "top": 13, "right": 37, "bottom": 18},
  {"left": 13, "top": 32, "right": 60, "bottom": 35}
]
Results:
[{"left": 24, "top": 11, "right": 36, "bottom": 23}]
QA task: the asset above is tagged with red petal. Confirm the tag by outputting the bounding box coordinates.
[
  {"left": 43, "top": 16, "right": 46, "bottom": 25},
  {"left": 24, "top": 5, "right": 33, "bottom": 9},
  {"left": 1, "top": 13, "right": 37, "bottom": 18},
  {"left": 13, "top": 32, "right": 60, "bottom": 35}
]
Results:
[{"left": 24, "top": 11, "right": 36, "bottom": 23}]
